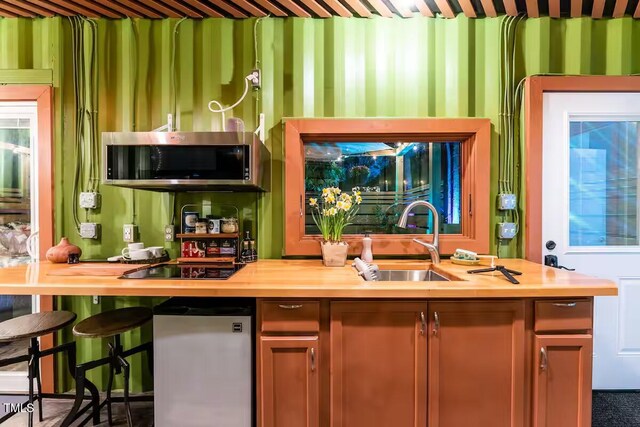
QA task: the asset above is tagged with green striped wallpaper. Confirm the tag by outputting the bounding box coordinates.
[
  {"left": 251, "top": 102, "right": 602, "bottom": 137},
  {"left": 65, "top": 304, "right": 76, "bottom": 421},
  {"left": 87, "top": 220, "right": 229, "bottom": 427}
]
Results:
[{"left": 1, "top": 15, "right": 640, "bottom": 391}]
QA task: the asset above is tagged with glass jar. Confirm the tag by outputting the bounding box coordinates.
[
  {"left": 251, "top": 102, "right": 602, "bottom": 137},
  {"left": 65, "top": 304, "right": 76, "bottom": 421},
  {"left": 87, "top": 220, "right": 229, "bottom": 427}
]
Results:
[{"left": 221, "top": 217, "right": 238, "bottom": 234}]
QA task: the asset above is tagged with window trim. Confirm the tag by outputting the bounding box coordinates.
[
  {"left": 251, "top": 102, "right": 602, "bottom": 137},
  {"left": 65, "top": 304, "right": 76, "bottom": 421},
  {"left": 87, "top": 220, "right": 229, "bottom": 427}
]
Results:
[{"left": 284, "top": 118, "right": 491, "bottom": 256}]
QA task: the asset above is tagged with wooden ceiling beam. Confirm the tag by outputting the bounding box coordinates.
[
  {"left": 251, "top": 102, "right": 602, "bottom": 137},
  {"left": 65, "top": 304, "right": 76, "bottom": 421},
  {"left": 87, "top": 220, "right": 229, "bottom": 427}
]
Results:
[
  {"left": 342, "top": 0, "right": 372, "bottom": 17},
  {"left": 367, "top": 0, "right": 395, "bottom": 17},
  {"left": 108, "top": 0, "right": 161, "bottom": 18},
  {"left": 503, "top": 0, "right": 519, "bottom": 15},
  {"left": 388, "top": 0, "right": 414, "bottom": 17},
  {"left": 0, "top": 3, "right": 29, "bottom": 17},
  {"left": 254, "top": 0, "right": 288, "bottom": 16},
  {"left": 67, "top": 0, "right": 124, "bottom": 18},
  {"left": 156, "top": 0, "right": 203, "bottom": 17},
  {"left": 0, "top": 1, "right": 36, "bottom": 16},
  {"left": 479, "top": 0, "right": 497, "bottom": 16},
  {"left": 8, "top": 0, "right": 55, "bottom": 16},
  {"left": 229, "top": 0, "right": 268, "bottom": 16},
  {"left": 45, "top": 0, "right": 99, "bottom": 17},
  {"left": 548, "top": 0, "right": 560, "bottom": 17},
  {"left": 524, "top": 0, "right": 539, "bottom": 17},
  {"left": 207, "top": 0, "right": 248, "bottom": 18},
  {"left": 416, "top": 0, "right": 434, "bottom": 16},
  {"left": 322, "top": 0, "right": 353, "bottom": 17},
  {"left": 635, "top": 0, "right": 640, "bottom": 17},
  {"left": 137, "top": 0, "right": 182, "bottom": 17},
  {"left": 456, "top": 0, "right": 477, "bottom": 17},
  {"left": 271, "top": 0, "right": 312, "bottom": 17},
  {"left": 180, "top": 0, "right": 223, "bottom": 17},
  {"left": 25, "top": 0, "right": 76, "bottom": 16},
  {"left": 570, "top": 0, "right": 581, "bottom": 16},
  {"left": 612, "top": 0, "right": 628, "bottom": 17},
  {"left": 434, "top": 0, "right": 455, "bottom": 17},
  {"left": 592, "top": 0, "right": 605, "bottom": 17},
  {"left": 300, "top": 0, "right": 332, "bottom": 17}
]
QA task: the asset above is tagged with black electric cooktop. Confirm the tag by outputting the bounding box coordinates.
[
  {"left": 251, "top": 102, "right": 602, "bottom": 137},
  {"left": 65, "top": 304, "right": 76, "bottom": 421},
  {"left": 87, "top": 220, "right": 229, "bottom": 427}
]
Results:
[{"left": 120, "top": 263, "right": 246, "bottom": 280}]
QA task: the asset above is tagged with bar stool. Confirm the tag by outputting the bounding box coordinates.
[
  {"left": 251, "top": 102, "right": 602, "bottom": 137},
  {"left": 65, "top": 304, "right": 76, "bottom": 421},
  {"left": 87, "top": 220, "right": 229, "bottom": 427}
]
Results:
[
  {"left": 0, "top": 310, "right": 87, "bottom": 427},
  {"left": 61, "top": 307, "right": 153, "bottom": 427}
]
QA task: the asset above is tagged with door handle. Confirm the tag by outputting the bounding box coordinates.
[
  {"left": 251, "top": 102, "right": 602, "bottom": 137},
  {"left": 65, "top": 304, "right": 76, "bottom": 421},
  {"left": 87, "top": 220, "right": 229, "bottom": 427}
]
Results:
[
  {"left": 540, "top": 347, "right": 548, "bottom": 371},
  {"left": 433, "top": 312, "right": 440, "bottom": 335},
  {"left": 552, "top": 302, "right": 577, "bottom": 307},
  {"left": 310, "top": 347, "right": 316, "bottom": 372},
  {"left": 278, "top": 304, "right": 303, "bottom": 309},
  {"left": 420, "top": 312, "right": 426, "bottom": 336},
  {"left": 544, "top": 255, "right": 575, "bottom": 271}
]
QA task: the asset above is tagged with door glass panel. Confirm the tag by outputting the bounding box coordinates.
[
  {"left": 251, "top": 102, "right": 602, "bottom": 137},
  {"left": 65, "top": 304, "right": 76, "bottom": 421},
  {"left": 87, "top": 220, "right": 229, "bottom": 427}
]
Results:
[
  {"left": 569, "top": 120, "right": 639, "bottom": 246},
  {"left": 304, "top": 141, "right": 462, "bottom": 235},
  {"left": 0, "top": 103, "right": 36, "bottom": 374}
]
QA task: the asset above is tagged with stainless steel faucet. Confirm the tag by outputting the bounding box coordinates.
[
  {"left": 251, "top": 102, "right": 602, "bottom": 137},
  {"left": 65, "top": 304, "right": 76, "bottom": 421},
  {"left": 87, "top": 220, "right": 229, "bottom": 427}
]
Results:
[{"left": 397, "top": 200, "right": 440, "bottom": 264}]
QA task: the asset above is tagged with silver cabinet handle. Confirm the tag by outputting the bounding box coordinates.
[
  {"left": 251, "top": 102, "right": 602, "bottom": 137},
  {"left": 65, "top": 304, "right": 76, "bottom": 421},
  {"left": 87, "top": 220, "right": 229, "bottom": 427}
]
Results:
[
  {"left": 420, "top": 312, "right": 426, "bottom": 336},
  {"left": 300, "top": 195, "right": 303, "bottom": 217},
  {"left": 310, "top": 347, "right": 316, "bottom": 372},
  {"left": 540, "top": 347, "right": 548, "bottom": 371},
  {"left": 278, "top": 304, "right": 303, "bottom": 309},
  {"left": 433, "top": 312, "right": 440, "bottom": 335},
  {"left": 552, "top": 302, "right": 577, "bottom": 307}
]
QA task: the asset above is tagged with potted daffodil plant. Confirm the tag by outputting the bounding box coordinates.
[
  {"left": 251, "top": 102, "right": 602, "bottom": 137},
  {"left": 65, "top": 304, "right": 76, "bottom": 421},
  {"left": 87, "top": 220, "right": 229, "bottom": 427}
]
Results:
[{"left": 309, "top": 187, "right": 363, "bottom": 267}]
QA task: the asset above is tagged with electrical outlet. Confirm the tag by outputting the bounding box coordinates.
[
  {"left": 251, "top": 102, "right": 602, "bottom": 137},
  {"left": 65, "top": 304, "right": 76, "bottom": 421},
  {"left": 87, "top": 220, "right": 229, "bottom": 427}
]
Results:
[
  {"left": 123, "top": 224, "right": 138, "bottom": 243},
  {"left": 498, "top": 193, "right": 517, "bottom": 210},
  {"left": 79, "top": 192, "right": 101, "bottom": 209},
  {"left": 92, "top": 296, "right": 100, "bottom": 305},
  {"left": 164, "top": 224, "right": 176, "bottom": 242},
  {"left": 80, "top": 223, "right": 100, "bottom": 239},
  {"left": 249, "top": 69, "right": 261, "bottom": 89},
  {"left": 497, "top": 222, "right": 517, "bottom": 239}
]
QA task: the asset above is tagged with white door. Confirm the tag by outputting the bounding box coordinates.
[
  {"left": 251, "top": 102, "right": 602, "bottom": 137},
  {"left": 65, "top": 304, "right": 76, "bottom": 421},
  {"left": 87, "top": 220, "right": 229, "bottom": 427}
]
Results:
[
  {"left": 543, "top": 92, "right": 640, "bottom": 389},
  {"left": 0, "top": 102, "right": 39, "bottom": 393}
]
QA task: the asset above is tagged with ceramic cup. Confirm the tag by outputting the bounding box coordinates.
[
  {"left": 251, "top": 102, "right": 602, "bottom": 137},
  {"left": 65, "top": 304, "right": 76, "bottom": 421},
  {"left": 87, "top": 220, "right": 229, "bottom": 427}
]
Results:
[
  {"left": 124, "top": 249, "right": 150, "bottom": 260},
  {"left": 147, "top": 246, "right": 165, "bottom": 258},
  {"left": 122, "top": 242, "right": 144, "bottom": 258}
]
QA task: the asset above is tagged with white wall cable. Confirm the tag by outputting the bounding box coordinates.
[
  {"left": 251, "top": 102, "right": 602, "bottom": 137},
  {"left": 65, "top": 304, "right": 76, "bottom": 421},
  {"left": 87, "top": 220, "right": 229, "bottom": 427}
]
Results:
[{"left": 207, "top": 73, "right": 255, "bottom": 114}]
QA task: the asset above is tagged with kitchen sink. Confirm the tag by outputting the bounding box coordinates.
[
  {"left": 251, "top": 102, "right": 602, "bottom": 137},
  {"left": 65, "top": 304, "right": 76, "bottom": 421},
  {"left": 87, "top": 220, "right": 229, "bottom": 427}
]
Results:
[{"left": 374, "top": 269, "right": 450, "bottom": 282}]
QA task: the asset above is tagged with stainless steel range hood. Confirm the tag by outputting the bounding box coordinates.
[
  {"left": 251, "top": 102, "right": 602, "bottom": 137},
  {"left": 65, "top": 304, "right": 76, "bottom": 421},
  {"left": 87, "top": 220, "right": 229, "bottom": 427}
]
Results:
[{"left": 102, "top": 131, "right": 270, "bottom": 192}]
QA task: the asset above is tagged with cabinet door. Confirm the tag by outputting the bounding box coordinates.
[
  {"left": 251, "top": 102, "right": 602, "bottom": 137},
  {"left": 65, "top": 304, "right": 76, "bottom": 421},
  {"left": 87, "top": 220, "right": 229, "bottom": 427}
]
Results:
[
  {"left": 428, "top": 301, "right": 525, "bottom": 427},
  {"left": 330, "top": 301, "right": 427, "bottom": 427},
  {"left": 260, "top": 336, "right": 319, "bottom": 427},
  {"left": 533, "top": 335, "right": 592, "bottom": 427}
]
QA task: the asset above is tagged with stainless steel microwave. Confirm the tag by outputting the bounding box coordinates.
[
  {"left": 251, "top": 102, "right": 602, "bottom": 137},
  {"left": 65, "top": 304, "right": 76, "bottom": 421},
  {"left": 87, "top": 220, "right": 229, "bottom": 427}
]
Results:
[{"left": 102, "top": 131, "right": 270, "bottom": 192}]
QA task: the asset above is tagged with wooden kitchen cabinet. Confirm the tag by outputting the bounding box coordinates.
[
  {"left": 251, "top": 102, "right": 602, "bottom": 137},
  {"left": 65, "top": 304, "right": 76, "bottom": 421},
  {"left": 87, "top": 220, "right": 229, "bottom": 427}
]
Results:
[
  {"left": 428, "top": 301, "right": 526, "bottom": 427},
  {"left": 259, "top": 336, "right": 319, "bottom": 427},
  {"left": 330, "top": 301, "right": 427, "bottom": 427},
  {"left": 533, "top": 335, "right": 593, "bottom": 427}
]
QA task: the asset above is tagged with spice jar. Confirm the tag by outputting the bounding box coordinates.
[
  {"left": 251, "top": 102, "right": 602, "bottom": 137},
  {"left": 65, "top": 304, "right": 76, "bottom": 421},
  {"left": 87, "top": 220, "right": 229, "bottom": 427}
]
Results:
[{"left": 221, "top": 217, "right": 238, "bottom": 234}]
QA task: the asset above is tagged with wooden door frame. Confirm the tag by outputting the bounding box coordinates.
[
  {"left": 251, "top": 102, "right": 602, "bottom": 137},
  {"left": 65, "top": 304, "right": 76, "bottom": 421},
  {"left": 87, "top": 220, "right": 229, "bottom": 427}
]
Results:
[
  {"left": 0, "top": 85, "right": 55, "bottom": 393},
  {"left": 524, "top": 76, "right": 640, "bottom": 263}
]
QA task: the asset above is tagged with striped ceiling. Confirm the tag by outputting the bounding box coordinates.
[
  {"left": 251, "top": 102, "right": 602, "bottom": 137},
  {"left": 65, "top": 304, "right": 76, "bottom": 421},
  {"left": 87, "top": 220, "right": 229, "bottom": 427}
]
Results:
[{"left": 0, "top": 0, "right": 637, "bottom": 19}]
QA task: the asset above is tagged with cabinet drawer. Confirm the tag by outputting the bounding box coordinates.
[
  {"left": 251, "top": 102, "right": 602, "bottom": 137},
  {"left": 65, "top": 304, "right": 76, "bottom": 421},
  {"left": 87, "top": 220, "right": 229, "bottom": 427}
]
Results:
[
  {"left": 535, "top": 300, "right": 592, "bottom": 332},
  {"left": 261, "top": 301, "right": 320, "bottom": 333}
]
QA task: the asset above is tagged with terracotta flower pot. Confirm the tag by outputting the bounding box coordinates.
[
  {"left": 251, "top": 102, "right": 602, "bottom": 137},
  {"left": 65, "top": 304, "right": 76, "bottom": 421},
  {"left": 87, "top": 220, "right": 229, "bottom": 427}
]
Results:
[
  {"left": 320, "top": 241, "right": 349, "bottom": 267},
  {"left": 46, "top": 237, "right": 82, "bottom": 263}
]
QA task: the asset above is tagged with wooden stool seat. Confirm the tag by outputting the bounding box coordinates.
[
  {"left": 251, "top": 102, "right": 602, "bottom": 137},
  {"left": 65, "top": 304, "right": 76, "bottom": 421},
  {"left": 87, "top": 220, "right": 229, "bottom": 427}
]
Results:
[
  {"left": 73, "top": 307, "right": 152, "bottom": 338},
  {"left": 0, "top": 311, "right": 76, "bottom": 343}
]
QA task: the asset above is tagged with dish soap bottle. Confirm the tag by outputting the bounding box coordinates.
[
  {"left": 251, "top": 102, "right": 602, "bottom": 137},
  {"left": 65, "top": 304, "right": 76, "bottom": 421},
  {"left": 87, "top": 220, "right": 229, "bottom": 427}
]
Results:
[{"left": 361, "top": 233, "right": 373, "bottom": 263}]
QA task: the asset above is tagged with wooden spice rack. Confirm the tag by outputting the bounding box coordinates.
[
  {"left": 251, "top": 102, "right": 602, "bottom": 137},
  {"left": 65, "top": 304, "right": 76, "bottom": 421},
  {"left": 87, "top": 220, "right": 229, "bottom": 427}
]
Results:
[{"left": 179, "top": 204, "right": 240, "bottom": 264}]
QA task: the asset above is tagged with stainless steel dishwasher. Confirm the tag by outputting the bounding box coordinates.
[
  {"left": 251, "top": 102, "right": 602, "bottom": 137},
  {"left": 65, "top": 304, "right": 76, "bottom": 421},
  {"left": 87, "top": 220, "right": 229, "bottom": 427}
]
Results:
[{"left": 153, "top": 297, "right": 254, "bottom": 427}]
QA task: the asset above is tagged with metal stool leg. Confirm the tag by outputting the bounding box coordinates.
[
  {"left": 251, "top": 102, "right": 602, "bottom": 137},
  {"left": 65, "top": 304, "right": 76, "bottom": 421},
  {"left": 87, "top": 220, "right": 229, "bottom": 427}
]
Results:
[
  {"left": 106, "top": 360, "right": 116, "bottom": 425},
  {"left": 60, "top": 365, "right": 87, "bottom": 427},
  {"left": 118, "top": 355, "right": 133, "bottom": 427}
]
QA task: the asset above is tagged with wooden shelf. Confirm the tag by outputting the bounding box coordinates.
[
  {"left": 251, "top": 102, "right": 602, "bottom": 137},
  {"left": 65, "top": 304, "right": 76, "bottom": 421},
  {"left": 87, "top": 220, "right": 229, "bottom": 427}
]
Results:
[
  {"left": 177, "top": 257, "right": 236, "bottom": 264},
  {"left": 177, "top": 233, "right": 239, "bottom": 239}
]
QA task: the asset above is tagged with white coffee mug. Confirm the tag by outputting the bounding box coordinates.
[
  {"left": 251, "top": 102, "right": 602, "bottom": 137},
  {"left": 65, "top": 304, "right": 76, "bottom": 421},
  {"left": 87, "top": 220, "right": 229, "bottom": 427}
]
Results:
[
  {"left": 124, "top": 249, "right": 150, "bottom": 260},
  {"left": 122, "top": 242, "right": 145, "bottom": 258},
  {"left": 147, "top": 246, "right": 164, "bottom": 258}
]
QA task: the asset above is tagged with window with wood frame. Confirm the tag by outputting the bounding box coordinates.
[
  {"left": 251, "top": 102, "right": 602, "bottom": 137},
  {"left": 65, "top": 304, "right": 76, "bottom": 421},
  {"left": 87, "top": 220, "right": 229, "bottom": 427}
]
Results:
[{"left": 284, "top": 118, "right": 491, "bottom": 256}]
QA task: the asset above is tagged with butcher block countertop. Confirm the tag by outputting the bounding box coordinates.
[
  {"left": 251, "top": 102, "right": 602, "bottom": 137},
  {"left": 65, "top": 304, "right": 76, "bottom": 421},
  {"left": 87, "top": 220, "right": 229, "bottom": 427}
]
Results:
[{"left": 0, "top": 259, "right": 617, "bottom": 298}]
